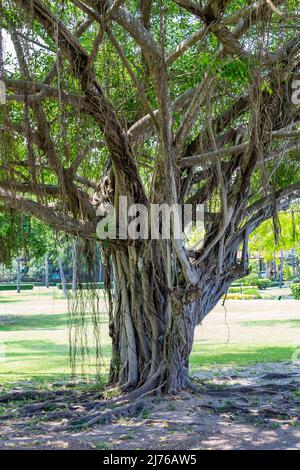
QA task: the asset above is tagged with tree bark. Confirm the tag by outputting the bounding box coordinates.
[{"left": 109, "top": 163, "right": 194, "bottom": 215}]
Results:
[{"left": 106, "top": 241, "right": 231, "bottom": 395}]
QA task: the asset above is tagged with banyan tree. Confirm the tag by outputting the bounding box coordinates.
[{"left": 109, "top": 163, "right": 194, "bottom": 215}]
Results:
[{"left": 0, "top": 0, "right": 299, "bottom": 396}]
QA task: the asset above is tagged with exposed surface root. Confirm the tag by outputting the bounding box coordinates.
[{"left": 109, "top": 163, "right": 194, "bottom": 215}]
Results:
[
  {"left": 18, "top": 401, "right": 69, "bottom": 416},
  {"left": 66, "top": 399, "right": 146, "bottom": 429},
  {"left": 184, "top": 378, "right": 204, "bottom": 395},
  {"left": 0, "top": 390, "right": 57, "bottom": 403},
  {"left": 186, "top": 378, "right": 299, "bottom": 398},
  {"left": 41, "top": 410, "right": 76, "bottom": 421},
  {"left": 0, "top": 363, "right": 300, "bottom": 449}
]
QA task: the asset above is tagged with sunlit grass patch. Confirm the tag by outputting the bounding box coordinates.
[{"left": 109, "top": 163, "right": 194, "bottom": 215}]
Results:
[
  {"left": 190, "top": 343, "right": 296, "bottom": 373},
  {"left": 242, "top": 320, "right": 300, "bottom": 328},
  {"left": 1, "top": 291, "right": 299, "bottom": 388}
]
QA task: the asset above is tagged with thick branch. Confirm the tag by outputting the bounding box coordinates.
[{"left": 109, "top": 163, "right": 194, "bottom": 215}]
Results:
[{"left": 0, "top": 186, "right": 94, "bottom": 237}]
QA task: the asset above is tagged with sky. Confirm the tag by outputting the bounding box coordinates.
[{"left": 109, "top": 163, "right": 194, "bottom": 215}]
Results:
[{"left": 2, "top": 30, "right": 16, "bottom": 64}]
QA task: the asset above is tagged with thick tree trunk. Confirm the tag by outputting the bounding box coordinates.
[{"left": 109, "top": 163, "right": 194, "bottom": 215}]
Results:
[{"left": 105, "top": 242, "right": 229, "bottom": 395}]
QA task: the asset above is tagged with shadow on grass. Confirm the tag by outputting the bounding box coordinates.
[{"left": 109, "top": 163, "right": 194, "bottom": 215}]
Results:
[
  {"left": 0, "top": 314, "right": 69, "bottom": 330},
  {"left": 4, "top": 340, "right": 69, "bottom": 357},
  {"left": 0, "top": 339, "right": 111, "bottom": 386},
  {"left": 0, "top": 313, "right": 107, "bottom": 331},
  {"left": 0, "top": 372, "right": 107, "bottom": 391},
  {"left": 4, "top": 339, "right": 112, "bottom": 358}
]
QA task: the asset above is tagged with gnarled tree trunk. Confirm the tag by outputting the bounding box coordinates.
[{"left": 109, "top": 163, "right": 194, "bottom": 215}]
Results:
[{"left": 105, "top": 240, "right": 235, "bottom": 395}]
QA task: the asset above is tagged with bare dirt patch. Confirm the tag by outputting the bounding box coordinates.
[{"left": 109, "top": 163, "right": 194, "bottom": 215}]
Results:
[{"left": 0, "top": 362, "right": 299, "bottom": 450}]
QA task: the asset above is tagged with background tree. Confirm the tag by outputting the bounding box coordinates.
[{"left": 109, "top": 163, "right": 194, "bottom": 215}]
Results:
[
  {"left": 249, "top": 206, "right": 300, "bottom": 279},
  {"left": 0, "top": 0, "right": 299, "bottom": 395}
]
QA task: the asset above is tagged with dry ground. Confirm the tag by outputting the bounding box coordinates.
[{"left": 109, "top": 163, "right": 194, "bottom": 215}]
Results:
[{"left": 0, "top": 362, "right": 300, "bottom": 450}]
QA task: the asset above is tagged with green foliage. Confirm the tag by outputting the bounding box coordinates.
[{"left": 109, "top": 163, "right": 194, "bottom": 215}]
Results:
[
  {"left": 291, "top": 284, "right": 300, "bottom": 300},
  {"left": 240, "top": 273, "right": 259, "bottom": 286},
  {"left": 0, "top": 212, "right": 56, "bottom": 266},
  {"left": 249, "top": 207, "right": 300, "bottom": 261},
  {"left": 261, "top": 80, "right": 273, "bottom": 95},
  {"left": 0, "top": 283, "right": 33, "bottom": 291},
  {"left": 226, "top": 293, "right": 262, "bottom": 300},
  {"left": 239, "top": 273, "right": 271, "bottom": 289},
  {"left": 283, "top": 264, "right": 294, "bottom": 282},
  {"left": 269, "top": 281, "right": 280, "bottom": 288},
  {"left": 226, "top": 284, "right": 262, "bottom": 299},
  {"left": 228, "top": 287, "right": 259, "bottom": 295},
  {"left": 257, "top": 279, "right": 271, "bottom": 290}
]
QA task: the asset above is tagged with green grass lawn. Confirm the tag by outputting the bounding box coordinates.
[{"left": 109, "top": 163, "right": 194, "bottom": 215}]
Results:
[
  {"left": 189, "top": 344, "right": 296, "bottom": 374},
  {"left": 242, "top": 319, "right": 300, "bottom": 328},
  {"left": 0, "top": 288, "right": 298, "bottom": 387},
  {"left": 0, "top": 289, "right": 66, "bottom": 303},
  {"left": 0, "top": 288, "right": 108, "bottom": 386}
]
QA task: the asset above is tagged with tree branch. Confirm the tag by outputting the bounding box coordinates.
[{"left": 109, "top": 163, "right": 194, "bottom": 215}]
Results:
[
  {"left": 14, "top": 0, "right": 146, "bottom": 203},
  {"left": 0, "top": 186, "right": 94, "bottom": 237}
]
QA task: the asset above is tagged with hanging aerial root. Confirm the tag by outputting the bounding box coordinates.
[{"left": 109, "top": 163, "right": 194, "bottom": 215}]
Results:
[{"left": 68, "top": 239, "right": 104, "bottom": 378}]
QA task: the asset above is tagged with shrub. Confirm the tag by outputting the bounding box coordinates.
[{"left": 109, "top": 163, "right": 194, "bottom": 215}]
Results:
[
  {"left": 225, "top": 293, "right": 262, "bottom": 300},
  {"left": 242, "top": 288, "right": 261, "bottom": 295},
  {"left": 235, "top": 275, "right": 271, "bottom": 289},
  {"left": 228, "top": 287, "right": 259, "bottom": 295},
  {"left": 0, "top": 284, "right": 34, "bottom": 291},
  {"left": 257, "top": 278, "right": 271, "bottom": 290},
  {"left": 57, "top": 282, "right": 105, "bottom": 290},
  {"left": 228, "top": 286, "right": 243, "bottom": 293},
  {"left": 32, "top": 282, "right": 56, "bottom": 286},
  {"left": 292, "top": 277, "right": 300, "bottom": 284},
  {"left": 291, "top": 283, "right": 300, "bottom": 300},
  {"left": 240, "top": 273, "right": 259, "bottom": 287},
  {"left": 243, "top": 275, "right": 270, "bottom": 289},
  {"left": 284, "top": 265, "right": 293, "bottom": 281},
  {"left": 270, "top": 281, "right": 280, "bottom": 287}
]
